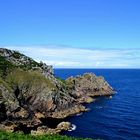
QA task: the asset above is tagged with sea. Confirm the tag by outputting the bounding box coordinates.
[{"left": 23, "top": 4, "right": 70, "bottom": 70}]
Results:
[{"left": 54, "top": 69, "right": 140, "bottom": 140}]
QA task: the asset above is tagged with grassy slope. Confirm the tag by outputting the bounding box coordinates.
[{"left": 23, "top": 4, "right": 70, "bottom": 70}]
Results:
[{"left": 0, "top": 131, "right": 93, "bottom": 140}]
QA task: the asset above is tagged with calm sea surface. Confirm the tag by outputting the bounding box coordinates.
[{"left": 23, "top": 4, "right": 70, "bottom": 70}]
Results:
[{"left": 54, "top": 69, "right": 140, "bottom": 140}]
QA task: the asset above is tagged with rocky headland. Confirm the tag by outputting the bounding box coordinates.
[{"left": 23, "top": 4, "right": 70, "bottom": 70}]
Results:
[{"left": 0, "top": 48, "right": 114, "bottom": 135}]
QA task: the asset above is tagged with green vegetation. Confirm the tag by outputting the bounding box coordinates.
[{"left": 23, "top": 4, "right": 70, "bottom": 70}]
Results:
[
  {"left": 6, "top": 69, "right": 55, "bottom": 89},
  {"left": 0, "top": 77, "right": 12, "bottom": 93},
  {"left": 0, "top": 54, "right": 56, "bottom": 94},
  {"left": 18, "top": 59, "right": 41, "bottom": 70},
  {"left": 0, "top": 53, "right": 42, "bottom": 77},
  {"left": 11, "top": 51, "right": 22, "bottom": 59},
  {"left": 0, "top": 56, "right": 15, "bottom": 78},
  {"left": 0, "top": 131, "right": 93, "bottom": 140}
]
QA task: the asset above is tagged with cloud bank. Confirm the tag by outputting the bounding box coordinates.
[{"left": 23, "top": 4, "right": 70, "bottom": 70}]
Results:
[{"left": 1, "top": 45, "right": 140, "bottom": 68}]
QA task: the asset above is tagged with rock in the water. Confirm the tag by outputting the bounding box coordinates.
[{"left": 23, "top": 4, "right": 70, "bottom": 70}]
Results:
[
  {"left": 31, "top": 122, "right": 71, "bottom": 135},
  {"left": 0, "top": 48, "right": 115, "bottom": 134},
  {"left": 66, "top": 73, "right": 114, "bottom": 101},
  {"left": 57, "top": 122, "right": 71, "bottom": 131}
]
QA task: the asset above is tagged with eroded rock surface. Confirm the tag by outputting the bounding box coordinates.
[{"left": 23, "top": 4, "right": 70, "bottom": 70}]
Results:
[
  {"left": 0, "top": 48, "right": 114, "bottom": 135},
  {"left": 66, "top": 73, "right": 114, "bottom": 103}
]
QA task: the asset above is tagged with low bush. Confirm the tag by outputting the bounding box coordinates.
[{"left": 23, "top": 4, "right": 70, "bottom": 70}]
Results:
[{"left": 0, "top": 131, "right": 93, "bottom": 140}]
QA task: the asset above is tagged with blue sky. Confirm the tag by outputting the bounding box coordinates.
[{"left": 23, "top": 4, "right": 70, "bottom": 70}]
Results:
[{"left": 0, "top": 0, "right": 140, "bottom": 68}]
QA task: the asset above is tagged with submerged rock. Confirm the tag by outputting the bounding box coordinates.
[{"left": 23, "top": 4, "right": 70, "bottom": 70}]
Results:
[{"left": 0, "top": 48, "right": 114, "bottom": 135}]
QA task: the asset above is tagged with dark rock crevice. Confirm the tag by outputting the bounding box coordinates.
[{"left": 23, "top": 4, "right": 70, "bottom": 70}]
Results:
[{"left": 0, "top": 103, "right": 7, "bottom": 122}]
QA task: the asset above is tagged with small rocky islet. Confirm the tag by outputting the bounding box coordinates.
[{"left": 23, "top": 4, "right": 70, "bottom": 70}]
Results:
[{"left": 0, "top": 48, "right": 114, "bottom": 135}]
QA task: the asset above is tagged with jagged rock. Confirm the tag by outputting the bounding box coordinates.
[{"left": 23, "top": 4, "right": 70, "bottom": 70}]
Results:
[
  {"left": 57, "top": 122, "right": 71, "bottom": 130},
  {"left": 31, "top": 122, "right": 71, "bottom": 135},
  {"left": 0, "top": 48, "right": 114, "bottom": 134},
  {"left": 0, "top": 123, "right": 17, "bottom": 133},
  {"left": 31, "top": 126, "right": 48, "bottom": 135},
  {"left": 0, "top": 82, "right": 20, "bottom": 112},
  {"left": 66, "top": 73, "right": 114, "bottom": 100},
  {"left": 0, "top": 103, "right": 7, "bottom": 122},
  {"left": 13, "top": 108, "right": 29, "bottom": 119},
  {"left": 35, "top": 112, "right": 45, "bottom": 119},
  {"left": 0, "top": 48, "right": 54, "bottom": 79},
  {"left": 78, "top": 96, "right": 95, "bottom": 103},
  {"left": 50, "top": 105, "right": 88, "bottom": 119}
]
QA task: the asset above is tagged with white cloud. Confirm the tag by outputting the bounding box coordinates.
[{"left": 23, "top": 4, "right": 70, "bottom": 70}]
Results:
[{"left": 1, "top": 45, "right": 140, "bottom": 68}]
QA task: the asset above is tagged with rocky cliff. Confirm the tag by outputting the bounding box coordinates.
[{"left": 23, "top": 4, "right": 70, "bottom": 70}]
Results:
[{"left": 0, "top": 48, "right": 114, "bottom": 135}]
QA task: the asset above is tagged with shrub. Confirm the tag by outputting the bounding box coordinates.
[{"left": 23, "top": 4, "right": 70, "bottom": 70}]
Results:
[
  {"left": 0, "top": 131, "right": 93, "bottom": 140},
  {"left": 0, "top": 56, "right": 15, "bottom": 78},
  {"left": 12, "top": 51, "right": 21, "bottom": 59},
  {"left": 6, "top": 69, "right": 56, "bottom": 95}
]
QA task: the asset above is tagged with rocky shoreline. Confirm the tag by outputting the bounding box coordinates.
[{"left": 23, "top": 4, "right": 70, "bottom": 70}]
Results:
[{"left": 0, "top": 48, "right": 115, "bottom": 135}]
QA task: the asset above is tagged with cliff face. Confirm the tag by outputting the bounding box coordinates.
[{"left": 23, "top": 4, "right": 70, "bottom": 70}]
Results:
[{"left": 0, "top": 48, "right": 114, "bottom": 134}]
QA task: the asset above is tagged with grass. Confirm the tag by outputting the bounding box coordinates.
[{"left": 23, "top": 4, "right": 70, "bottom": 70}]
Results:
[
  {"left": 0, "top": 131, "right": 93, "bottom": 140},
  {"left": 3, "top": 69, "right": 57, "bottom": 101},
  {"left": 6, "top": 69, "right": 55, "bottom": 89}
]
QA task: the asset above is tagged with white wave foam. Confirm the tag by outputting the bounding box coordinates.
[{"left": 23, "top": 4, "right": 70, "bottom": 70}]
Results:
[
  {"left": 68, "top": 124, "right": 77, "bottom": 131},
  {"left": 76, "top": 112, "right": 83, "bottom": 116},
  {"left": 96, "top": 106, "right": 103, "bottom": 109}
]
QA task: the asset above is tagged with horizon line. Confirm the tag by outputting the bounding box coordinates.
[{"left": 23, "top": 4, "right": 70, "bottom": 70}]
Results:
[{"left": 54, "top": 68, "right": 140, "bottom": 69}]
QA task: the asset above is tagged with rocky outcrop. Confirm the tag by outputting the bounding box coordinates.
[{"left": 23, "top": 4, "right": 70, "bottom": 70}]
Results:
[
  {"left": 31, "top": 122, "right": 71, "bottom": 135},
  {"left": 66, "top": 73, "right": 114, "bottom": 103},
  {"left": 0, "top": 48, "right": 114, "bottom": 135},
  {"left": 0, "top": 48, "right": 54, "bottom": 78}
]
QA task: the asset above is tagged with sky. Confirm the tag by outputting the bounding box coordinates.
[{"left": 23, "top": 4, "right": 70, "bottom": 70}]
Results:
[{"left": 0, "top": 0, "right": 140, "bottom": 68}]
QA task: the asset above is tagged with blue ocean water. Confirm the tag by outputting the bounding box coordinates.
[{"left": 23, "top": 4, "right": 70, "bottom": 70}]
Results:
[{"left": 54, "top": 69, "right": 140, "bottom": 140}]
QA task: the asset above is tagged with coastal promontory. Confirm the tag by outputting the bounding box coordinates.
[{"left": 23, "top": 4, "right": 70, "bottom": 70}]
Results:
[{"left": 0, "top": 48, "right": 114, "bottom": 135}]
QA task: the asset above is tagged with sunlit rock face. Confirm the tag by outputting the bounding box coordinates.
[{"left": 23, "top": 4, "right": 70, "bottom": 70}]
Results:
[{"left": 0, "top": 48, "right": 114, "bottom": 134}]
